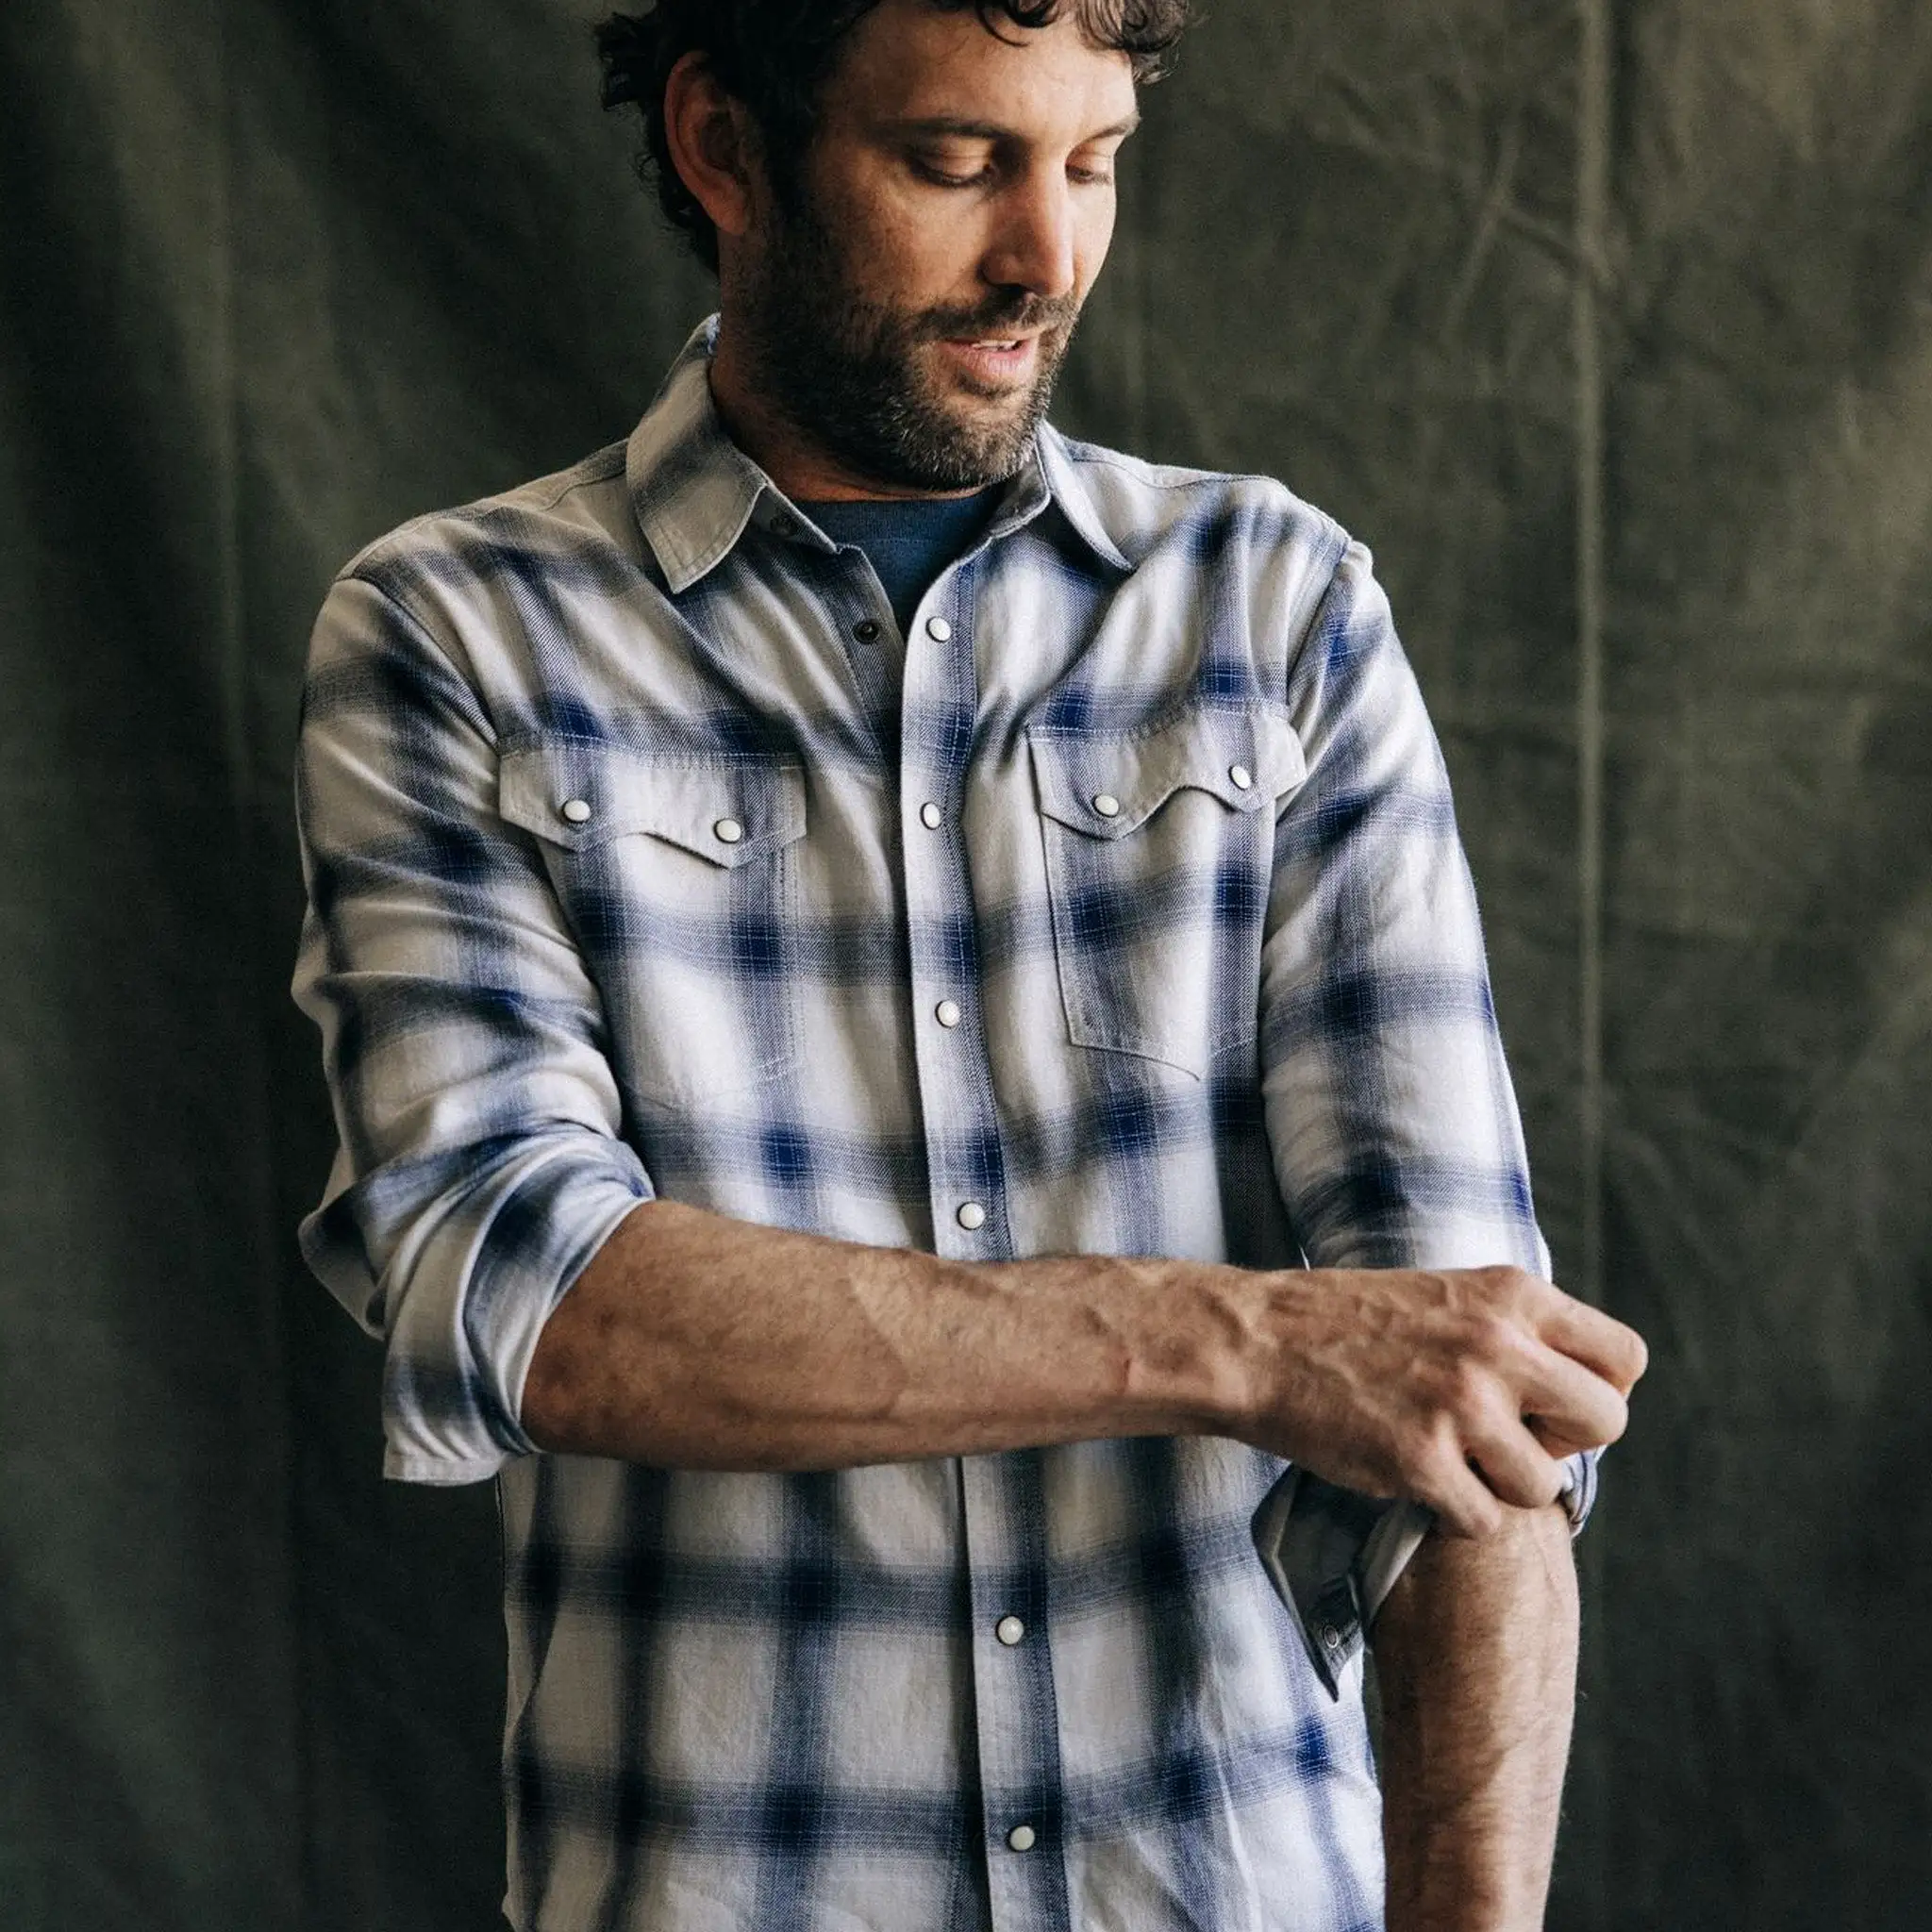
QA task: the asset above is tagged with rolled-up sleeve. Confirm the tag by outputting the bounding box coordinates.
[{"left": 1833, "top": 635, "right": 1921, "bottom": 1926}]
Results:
[
  {"left": 292, "top": 573, "right": 653, "bottom": 1484},
  {"left": 1261, "top": 539, "right": 1551, "bottom": 1282},
  {"left": 1253, "top": 540, "right": 1598, "bottom": 1688}
]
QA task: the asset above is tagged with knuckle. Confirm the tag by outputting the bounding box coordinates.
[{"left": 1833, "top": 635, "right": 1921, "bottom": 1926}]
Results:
[
  {"left": 1470, "top": 1311, "right": 1522, "bottom": 1364},
  {"left": 1486, "top": 1263, "right": 1538, "bottom": 1307},
  {"left": 1469, "top": 1264, "right": 1513, "bottom": 1306},
  {"left": 1447, "top": 1357, "right": 1491, "bottom": 1420}
]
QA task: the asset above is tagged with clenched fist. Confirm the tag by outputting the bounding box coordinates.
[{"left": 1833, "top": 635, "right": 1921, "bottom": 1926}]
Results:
[{"left": 1224, "top": 1265, "right": 1648, "bottom": 1538}]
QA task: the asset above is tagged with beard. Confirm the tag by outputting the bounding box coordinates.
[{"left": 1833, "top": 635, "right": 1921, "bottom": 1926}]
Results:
[{"left": 735, "top": 191, "right": 1083, "bottom": 493}]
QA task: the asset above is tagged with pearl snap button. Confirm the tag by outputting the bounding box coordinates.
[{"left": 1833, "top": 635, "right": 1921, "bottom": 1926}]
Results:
[
  {"left": 854, "top": 619, "right": 881, "bottom": 642},
  {"left": 771, "top": 514, "right": 798, "bottom": 538},
  {"left": 995, "top": 1615, "right": 1025, "bottom": 1646},
  {"left": 920, "top": 802, "right": 943, "bottom": 829},
  {"left": 1229, "top": 763, "right": 1254, "bottom": 791},
  {"left": 560, "top": 798, "right": 592, "bottom": 825},
  {"left": 1092, "top": 793, "right": 1122, "bottom": 818},
  {"left": 713, "top": 818, "right": 744, "bottom": 845},
  {"left": 925, "top": 616, "right": 953, "bottom": 641},
  {"left": 1007, "top": 1824, "right": 1037, "bottom": 1854},
  {"left": 936, "top": 1000, "right": 962, "bottom": 1029},
  {"left": 957, "top": 1201, "right": 987, "bottom": 1232}
]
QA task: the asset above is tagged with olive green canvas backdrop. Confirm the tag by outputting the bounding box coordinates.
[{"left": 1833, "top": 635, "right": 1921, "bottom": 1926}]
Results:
[{"left": 3, "top": 2, "right": 1928, "bottom": 1925}]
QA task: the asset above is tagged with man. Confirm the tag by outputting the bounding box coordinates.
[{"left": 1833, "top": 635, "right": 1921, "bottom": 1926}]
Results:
[{"left": 292, "top": 3, "right": 1648, "bottom": 1927}]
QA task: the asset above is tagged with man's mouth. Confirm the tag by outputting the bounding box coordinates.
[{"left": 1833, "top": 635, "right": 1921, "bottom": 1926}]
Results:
[{"left": 939, "top": 334, "right": 1041, "bottom": 386}]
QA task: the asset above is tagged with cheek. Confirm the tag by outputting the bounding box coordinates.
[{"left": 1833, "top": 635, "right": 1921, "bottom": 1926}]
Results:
[
  {"left": 837, "top": 189, "right": 972, "bottom": 306},
  {"left": 885, "top": 212, "right": 1005, "bottom": 312},
  {"left": 1074, "top": 198, "right": 1118, "bottom": 294}
]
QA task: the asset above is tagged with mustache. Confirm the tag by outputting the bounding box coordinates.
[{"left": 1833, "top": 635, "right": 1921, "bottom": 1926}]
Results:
[{"left": 914, "top": 292, "right": 1083, "bottom": 341}]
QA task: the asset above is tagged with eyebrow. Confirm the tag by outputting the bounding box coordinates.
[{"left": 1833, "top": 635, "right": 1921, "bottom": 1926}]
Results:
[{"left": 883, "top": 110, "right": 1142, "bottom": 144}]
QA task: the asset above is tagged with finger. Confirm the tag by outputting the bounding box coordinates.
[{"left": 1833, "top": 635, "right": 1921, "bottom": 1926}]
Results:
[
  {"left": 1537, "top": 1290, "right": 1650, "bottom": 1396},
  {"left": 1526, "top": 1412, "right": 1595, "bottom": 1458},
  {"left": 1465, "top": 1409, "right": 1568, "bottom": 1513},
  {"left": 1513, "top": 1336, "right": 1631, "bottom": 1452},
  {"left": 1413, "top": 1447, "right": 1507, "bottom": 1541}
]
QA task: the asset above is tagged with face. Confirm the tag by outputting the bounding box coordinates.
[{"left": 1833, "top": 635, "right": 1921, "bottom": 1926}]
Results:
[{"left": 731, "top": 1, "right": 1141, "bottom": 494}]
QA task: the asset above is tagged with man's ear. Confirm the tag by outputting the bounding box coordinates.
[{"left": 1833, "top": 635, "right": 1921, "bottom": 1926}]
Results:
[{"left": 662, "top": 51, "right": 761, "bottom": 247}]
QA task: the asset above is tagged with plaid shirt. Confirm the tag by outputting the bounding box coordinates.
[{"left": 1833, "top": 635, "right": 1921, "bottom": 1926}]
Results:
[{"left": 293, "top": 320, "right": 1567, "bottom": 1932}]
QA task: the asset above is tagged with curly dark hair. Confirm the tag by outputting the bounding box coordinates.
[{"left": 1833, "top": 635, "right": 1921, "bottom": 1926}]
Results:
[{"left": 596, "top": 0, "right": 1192, "bottom": 272}]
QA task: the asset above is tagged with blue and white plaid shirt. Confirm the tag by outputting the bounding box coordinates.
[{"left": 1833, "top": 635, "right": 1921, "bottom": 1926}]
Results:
[{"left": 294, "top": 320, "right": 1572, "bottom": 1932}]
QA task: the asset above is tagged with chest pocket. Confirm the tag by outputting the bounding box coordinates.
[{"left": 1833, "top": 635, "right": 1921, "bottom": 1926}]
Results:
[
  {"left": 1027, "top": 706, "right": 1306, "bottom": 1079},
  {"left": 500, "top": 736, "right": 808, "bottom": 1110}
]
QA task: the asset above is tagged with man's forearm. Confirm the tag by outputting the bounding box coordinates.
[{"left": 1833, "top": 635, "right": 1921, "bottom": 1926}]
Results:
[
  {"left": 523, "top": 1199, "right": 1642, "bottom": 1536},
  {"left": 1373, "top": 1504, "right": 1580, "bottom": 1932},
  {"left": 521, "top": 1199, "right": 1238, "bottom": 1466}
]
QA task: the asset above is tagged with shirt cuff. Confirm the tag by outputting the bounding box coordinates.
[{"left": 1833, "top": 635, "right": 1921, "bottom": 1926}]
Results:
[
  {"left": 301, "top": 1132, "right": 654, "bottom": 1483},
  {"left": 1251, "top": 1451, "right": 1598, "bottom": 1700}
]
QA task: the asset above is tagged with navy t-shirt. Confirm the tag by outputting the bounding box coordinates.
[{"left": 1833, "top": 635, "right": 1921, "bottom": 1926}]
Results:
[{"left": 802, "top": 488, "right": 1004, "bottom": 637}]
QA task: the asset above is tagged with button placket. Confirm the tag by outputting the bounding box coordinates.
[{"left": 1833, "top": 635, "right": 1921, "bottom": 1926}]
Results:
[
  {"left": 824, "top": 554, "right": 901, "bottom": 764},
  {"left": 903, "top": 829, "right": 988, "bottom": 1254},
  {"left": 958, "top": 1450, "right": 1069, "bottom": 1928},
  {"left": 919, "top": 562, "right": 1059, "bottom": 1907},
  {"left": 898, "top": 574, "right": 1008, "bottom": 1282}
]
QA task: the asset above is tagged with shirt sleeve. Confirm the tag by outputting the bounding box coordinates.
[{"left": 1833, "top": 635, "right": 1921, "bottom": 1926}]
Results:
[
  {"left": 1253, "top": 1459, "right": 1597, "bottom": 1699},
  {"left": 291, "top": 572, "right": 655, "bottom": 1484},
  {"left": 1252, "top": 538, "right": 1598, "bottom": 1692}
]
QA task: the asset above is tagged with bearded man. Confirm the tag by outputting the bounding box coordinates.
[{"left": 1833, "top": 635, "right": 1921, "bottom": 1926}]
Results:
[{"left": 292, "top": 4, "right": 1647, "bottom": 1928}]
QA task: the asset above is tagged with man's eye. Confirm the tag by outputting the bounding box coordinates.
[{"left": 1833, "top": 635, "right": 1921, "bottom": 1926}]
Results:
[
  {"left": 913, "top": 157, "right": 995, "bottom": 189},
  {"left": 1069, "top": 166, "right": 1116, "bottom": 187}
]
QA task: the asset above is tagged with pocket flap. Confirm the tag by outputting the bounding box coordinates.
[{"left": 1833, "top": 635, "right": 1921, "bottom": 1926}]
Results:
[
  {"left": 499, "top": 737, "right": 807, "bottom": 866},
  {"left": 1026, "top": 706, "right": 1306, "bottom": 839}
]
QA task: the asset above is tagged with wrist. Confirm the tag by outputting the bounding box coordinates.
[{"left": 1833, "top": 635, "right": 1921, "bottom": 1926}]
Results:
[{"left": 1121, "top": 1257, "right": 1266, "bottom": 1440}]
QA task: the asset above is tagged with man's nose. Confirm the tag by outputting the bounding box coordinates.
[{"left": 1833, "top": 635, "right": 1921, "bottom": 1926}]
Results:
[{"left": 982, "top": 169, "right": 1078, "bottom": 303}]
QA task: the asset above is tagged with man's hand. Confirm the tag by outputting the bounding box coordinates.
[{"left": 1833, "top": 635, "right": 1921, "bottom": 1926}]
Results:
[{"left": 1227, "top": 1265, "right": 1647, "bottom": 1538}]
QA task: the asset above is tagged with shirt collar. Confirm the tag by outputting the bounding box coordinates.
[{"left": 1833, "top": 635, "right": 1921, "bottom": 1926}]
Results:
[
  {"left": 627, "top": 313, "right": 1135, "bottom": 591},
  {"left": 626, "top": 317, "right": 772, "bottom": 594},
  {"left": 1029, "top": 421, "right": 1134, "bottom": 574}
]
